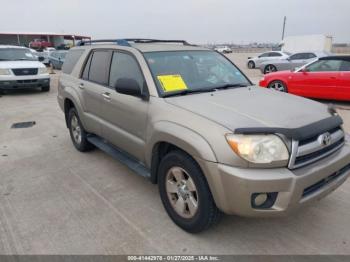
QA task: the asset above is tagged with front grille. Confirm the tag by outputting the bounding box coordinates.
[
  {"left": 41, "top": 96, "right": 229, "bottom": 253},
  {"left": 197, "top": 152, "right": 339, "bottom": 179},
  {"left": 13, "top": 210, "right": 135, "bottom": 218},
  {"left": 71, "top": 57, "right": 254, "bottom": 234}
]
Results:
[
  {"left": 16, "top": 79, "right": 38, "bottom": 84},
  {"left": 12, "top": 68, "right": 38, "bottom": 76},
  {"left": 302, "top": 163, "right": 350, "bottom": 197},
  {"left": 294, "top": 138, "right": 344, "bottom": 166},
  {"left": 289, "top": 127, "right": 345, "bottom": 169}
]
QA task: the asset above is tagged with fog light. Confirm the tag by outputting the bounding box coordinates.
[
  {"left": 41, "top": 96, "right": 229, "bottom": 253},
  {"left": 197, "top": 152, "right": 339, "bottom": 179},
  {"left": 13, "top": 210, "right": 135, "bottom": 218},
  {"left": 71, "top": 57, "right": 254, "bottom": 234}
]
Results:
[
  {"left": 251, "top": 192, "right": 278, "bottom": 209},
  {"left": 254, "top": 193, "right": 268, "bottom": 206}
]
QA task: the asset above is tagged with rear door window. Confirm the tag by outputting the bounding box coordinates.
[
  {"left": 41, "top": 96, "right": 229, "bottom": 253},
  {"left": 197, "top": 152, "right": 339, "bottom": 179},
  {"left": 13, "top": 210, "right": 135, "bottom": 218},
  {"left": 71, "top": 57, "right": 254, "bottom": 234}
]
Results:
[{"left": 87, "top": 50, "right": 111, "bottom": 85}]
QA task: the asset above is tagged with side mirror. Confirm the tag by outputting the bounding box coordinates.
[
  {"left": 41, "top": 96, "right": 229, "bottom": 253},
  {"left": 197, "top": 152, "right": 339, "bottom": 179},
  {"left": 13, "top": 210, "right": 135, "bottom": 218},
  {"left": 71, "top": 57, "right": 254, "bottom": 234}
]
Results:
[
  {"left": 114, "top": 78, "right": 148, "bottom": 100},
  {"left": 38, "top": 56, "right": 45, "bottom": 62}
]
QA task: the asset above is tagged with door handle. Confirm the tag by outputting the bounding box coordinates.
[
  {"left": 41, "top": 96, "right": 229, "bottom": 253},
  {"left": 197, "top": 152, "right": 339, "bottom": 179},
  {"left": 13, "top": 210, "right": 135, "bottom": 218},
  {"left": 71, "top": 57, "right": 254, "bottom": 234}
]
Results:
[
  {"left": 102, "top": 92, "right": 111, "bottom": 100},
  {"left": 79, "top": 83, "right": 84, "bottom": 89},
  {"left": 330, "top": 76, "right": 337, "bottom": 79}
]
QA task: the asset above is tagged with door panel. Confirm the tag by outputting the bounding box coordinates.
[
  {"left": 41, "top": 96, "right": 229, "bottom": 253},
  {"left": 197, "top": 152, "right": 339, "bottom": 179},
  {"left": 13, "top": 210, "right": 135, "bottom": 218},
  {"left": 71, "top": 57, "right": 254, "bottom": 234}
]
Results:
[
  {"left": 288, "top": 71, "right": 339, "bottom": 99},
  {"left": 337, "top": 72, "right": 350, "bottom": 100},
  {"left": 100, "top": 88, "right": 149, "bottom": 161},
  {"left": 79, "top": 80, "right": 105, "bottom": 136},
  {"left": 77, "top": 50, "right": 112, "bottom": 136},
  {"left": 100, "top": 51, "right": 149, "bottom": 162}
]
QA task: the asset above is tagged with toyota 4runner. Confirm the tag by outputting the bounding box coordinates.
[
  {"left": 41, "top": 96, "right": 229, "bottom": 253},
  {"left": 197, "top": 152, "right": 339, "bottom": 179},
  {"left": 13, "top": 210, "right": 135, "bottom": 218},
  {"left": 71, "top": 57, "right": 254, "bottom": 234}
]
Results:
[{"left": 58, "top": 39, "right": 350, "bottom": 233}]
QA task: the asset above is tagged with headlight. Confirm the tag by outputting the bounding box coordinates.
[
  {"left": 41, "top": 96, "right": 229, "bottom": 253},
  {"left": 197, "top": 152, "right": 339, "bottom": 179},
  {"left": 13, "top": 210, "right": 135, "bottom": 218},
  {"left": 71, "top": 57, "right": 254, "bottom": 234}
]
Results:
[
  {"left": 0, "top": 69, "right": 11, "bottom": 75},
  {"left": 38, "top": 67, "right": 48, "bottom": 74},
  {"left": 226, "top": 134, "right": 289, "bottom": 164}
]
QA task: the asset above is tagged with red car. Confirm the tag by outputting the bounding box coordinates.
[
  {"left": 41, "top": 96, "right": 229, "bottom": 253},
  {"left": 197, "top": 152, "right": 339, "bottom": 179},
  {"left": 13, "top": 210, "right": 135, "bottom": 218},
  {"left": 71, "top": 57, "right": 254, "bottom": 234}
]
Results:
[
  {"left": 29, "top": 39, "right": 53, "bottom": 50},
  {"left": 259, "top": 56, "right": 350, "bottom": 101}
]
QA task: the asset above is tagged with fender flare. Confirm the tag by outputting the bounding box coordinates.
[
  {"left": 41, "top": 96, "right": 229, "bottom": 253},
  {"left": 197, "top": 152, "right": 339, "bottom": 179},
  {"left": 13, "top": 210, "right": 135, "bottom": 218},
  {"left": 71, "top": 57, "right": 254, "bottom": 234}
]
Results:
[{"left": 146, "top": 121, "right": 218, "bottom": 183}]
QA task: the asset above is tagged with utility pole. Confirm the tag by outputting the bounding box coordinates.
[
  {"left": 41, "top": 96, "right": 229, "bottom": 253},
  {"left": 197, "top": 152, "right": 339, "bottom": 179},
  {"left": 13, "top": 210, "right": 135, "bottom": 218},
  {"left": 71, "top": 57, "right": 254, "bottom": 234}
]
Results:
[{"left": 282, "top": 16, "right": 287, "bottom": 40}]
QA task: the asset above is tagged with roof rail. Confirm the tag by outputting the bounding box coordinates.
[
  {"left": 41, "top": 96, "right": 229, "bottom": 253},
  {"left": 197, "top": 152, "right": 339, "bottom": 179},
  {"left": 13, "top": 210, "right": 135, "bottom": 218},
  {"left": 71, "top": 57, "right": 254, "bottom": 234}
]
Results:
[{"left": 77, "top": 38, "right": 192, "bottom": 47}]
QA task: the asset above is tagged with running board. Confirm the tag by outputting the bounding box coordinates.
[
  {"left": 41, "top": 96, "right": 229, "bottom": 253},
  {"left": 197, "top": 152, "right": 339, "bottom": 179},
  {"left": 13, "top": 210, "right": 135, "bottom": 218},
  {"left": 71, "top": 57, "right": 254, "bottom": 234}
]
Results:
[{"left": 87, "top": 135, "right": 151, "bottom": 178}]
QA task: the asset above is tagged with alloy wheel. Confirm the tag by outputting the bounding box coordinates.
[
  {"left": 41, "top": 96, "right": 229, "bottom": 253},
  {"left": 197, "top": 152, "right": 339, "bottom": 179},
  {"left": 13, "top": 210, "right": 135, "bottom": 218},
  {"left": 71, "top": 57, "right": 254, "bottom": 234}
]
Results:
[
  {"left": 166, "top": 167, "right": 199, "bottom": 219},
  {"left": 71, "top": 115, "right": 82, "bottom": 145}
]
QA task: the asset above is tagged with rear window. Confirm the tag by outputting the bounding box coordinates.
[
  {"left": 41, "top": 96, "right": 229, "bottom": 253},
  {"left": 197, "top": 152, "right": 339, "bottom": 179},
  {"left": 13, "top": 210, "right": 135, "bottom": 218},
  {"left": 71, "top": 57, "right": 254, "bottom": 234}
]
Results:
[{"left": 62, "top": 49, "right": 84, "bottom": 74}]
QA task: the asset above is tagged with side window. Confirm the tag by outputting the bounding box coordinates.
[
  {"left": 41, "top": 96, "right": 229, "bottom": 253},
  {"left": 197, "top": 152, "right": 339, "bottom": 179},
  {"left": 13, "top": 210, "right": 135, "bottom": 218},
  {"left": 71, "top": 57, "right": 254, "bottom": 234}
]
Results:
[
  {"left": 259, "top": 53, "right": 269, "bottom": 58},
  {"left": 88, "top": 51, "right": 111, "bottom": 85},
  {"left": 109, "top": 52, "right": 145, "bottom": 90},
  {"left": 82, "top": 52, "right": 92, "bottom": 80},
  {"left": 340, "top": 61, "right": 350, "bottom": 71},
  {"left": 307, "top": 60, "right": 342, "bottom": 72},
  {"left": 62, "top": 49, "right": 84, "bottom": 74},
  {"left": 306, "top": 53, "right": 317, "bottom": 59},
  {"left": 289, "top": 54, "right": 302, "bottom": 60},
  {"left": 269, "top": 52, "right": 282, "bottom": 57}
]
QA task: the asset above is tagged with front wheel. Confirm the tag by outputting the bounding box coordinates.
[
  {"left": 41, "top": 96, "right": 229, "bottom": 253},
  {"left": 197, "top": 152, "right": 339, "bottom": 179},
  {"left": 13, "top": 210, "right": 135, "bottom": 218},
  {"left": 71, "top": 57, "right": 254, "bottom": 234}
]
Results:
[
  {"left": 268, "top": 80, "right": 287, "bottom": 92},
  {"left": 158, "top": 150, "right": 222, "bottom": 233}
]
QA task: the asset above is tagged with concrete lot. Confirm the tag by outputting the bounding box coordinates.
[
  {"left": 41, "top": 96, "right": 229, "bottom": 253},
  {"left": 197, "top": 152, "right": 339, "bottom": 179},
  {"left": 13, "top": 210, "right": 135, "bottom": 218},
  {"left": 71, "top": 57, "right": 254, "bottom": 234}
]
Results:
[{"left": 0, "top": 53, "right": 350, "bottom": 255}]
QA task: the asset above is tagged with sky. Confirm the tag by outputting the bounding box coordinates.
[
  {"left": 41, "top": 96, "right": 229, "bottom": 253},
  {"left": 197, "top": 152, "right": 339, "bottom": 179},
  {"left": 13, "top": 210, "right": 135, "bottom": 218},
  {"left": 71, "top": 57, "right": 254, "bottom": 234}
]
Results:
[{"left": 1, "top": 0, "right": 349, "bottom": 43}]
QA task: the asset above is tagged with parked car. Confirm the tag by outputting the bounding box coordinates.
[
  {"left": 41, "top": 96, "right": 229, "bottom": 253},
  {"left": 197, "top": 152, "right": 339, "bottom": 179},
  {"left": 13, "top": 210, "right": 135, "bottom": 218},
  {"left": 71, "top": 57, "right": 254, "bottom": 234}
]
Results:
[
  {"left": 48, "top": 50, "right": 67, "bottom": 69},
  {"left": 29, "top": 39, "right": 53, "bottom": 50},
  {"left": 260, "top": 51, "right": 330, "bottom": 74},
  {"left": 247, "top": 51, "right": 290, "bottom": 69},
  {"left": 214, "top": 46, "right": 232, "bottom": 53},
  {"left": 58, "top": 39, "right": 350, "bottom": 233},
  {"left": 0, "top": 45, "right": 50, "bottom": 93},
  {"left": 35, "top": 47, "right": 56, "bottom": 65},
  {"left": 259, "top": 56, "right": 350, "bottom": 101}
]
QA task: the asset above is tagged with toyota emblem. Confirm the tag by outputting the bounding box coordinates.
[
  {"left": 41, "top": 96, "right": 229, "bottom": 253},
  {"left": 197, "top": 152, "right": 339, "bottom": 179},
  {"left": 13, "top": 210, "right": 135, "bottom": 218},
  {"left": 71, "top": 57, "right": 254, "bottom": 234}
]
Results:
[{"left": 318, "top": 132, "right": 332, "bottom": 146}]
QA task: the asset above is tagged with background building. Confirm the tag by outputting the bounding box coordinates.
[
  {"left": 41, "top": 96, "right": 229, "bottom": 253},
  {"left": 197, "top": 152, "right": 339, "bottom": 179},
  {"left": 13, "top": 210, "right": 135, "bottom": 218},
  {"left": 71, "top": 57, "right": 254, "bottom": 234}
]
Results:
[{"left": 0, "top": 32, "right": 91, "bottom": 49}]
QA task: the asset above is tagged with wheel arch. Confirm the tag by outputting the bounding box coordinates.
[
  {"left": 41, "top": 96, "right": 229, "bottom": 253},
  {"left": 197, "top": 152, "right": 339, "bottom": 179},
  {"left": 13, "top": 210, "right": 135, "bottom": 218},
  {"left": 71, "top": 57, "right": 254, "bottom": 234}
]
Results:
[
  {"left": 147, "top": 122, "right": 217, "bottom": 184},
  {"left": 267, "top": 79, "right": 288, "bottom": 92}
]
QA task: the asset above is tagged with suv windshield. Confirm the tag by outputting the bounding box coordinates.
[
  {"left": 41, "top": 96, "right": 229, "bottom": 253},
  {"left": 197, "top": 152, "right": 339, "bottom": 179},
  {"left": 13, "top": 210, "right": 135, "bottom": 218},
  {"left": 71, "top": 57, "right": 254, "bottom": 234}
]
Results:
[
  {"left": 144, "top": 51, "right": 251, "bottom": 96},
  {"left": 0, "top": 48, "right": 37, "bottom": 61}
]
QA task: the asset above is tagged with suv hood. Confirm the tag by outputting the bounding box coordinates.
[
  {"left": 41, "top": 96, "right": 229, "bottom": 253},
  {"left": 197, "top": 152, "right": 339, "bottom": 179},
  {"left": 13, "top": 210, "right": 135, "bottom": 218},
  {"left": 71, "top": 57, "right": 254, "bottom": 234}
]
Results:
[
  {"left": 165, "top": 87, "right": 331, "bottom": 131},
  {"left": 0, "top": 60, "right": 45, "bottom": 69}
]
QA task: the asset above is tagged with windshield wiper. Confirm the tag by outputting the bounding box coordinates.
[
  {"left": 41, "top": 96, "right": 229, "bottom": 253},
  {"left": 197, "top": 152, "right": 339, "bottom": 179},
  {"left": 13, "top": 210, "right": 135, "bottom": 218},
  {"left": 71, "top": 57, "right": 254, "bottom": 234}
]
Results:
[
  {"left": 163, "top": 88, "right": 215, "bottom": 98},
  {"left": 213, "top": 83, "right": 249, "bottom": 90}
]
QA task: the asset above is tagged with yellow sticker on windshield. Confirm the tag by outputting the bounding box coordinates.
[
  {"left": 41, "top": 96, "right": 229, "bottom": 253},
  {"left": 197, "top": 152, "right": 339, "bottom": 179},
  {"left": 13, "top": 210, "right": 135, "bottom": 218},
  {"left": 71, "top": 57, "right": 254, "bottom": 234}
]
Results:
[{"left": 157, "top": 75, "right": 188, "bottom": 92}]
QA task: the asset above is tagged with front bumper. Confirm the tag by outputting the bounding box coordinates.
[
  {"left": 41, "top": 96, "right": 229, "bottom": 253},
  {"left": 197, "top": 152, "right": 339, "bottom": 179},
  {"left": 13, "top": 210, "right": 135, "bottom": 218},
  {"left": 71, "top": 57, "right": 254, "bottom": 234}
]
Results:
[
  {"left": 0, "top": 78, "right": 50, "bottom": 90},
  {"left": 197, "top": 143, "right": 350, "bottom": 216}
]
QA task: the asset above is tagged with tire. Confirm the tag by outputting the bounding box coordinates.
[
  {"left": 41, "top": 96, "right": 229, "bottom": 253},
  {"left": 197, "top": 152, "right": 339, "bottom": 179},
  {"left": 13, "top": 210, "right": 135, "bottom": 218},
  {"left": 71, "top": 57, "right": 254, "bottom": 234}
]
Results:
[
  {"left": 41, "top": 86, "right": 50, "bottom": 92},
  {"left": 68, "top": 107, "right": 94, "bottom": 152},
  {"left": 248, "top": 61, "right": 255, "bottom": 69},
  {"left": 268, "top": 80, "right": 288, "bottom": 92},
  {"left": 264, "top": 64, "right": 277, "bottom": 74},
  {"left": 158, "top": 150, "right": 222, "bottom": 233}
]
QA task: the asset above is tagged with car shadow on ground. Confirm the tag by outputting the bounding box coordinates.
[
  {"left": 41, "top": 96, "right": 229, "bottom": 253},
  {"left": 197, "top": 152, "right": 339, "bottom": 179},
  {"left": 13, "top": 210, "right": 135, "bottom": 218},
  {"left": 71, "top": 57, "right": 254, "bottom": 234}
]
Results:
[{"left": 0, "top": 88, "right": 47, "bottom": 97}]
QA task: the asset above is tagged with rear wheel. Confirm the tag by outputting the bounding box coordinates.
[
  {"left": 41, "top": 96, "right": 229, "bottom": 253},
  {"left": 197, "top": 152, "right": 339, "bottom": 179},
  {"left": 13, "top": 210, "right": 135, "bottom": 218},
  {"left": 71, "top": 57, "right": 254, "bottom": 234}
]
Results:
[
  {"left": 158, "top": 150, "right": 222, "bottom": 233},
  {"left": 264, "top": 64, "right": 277, "bottom": 74},
  {"left": 68, "top": 108, "right": 94, "bottom": 152},
  {"left": 268, "top": 80, "right": 287, "bottom": 92},
  {"left": 248, "top": 61, "right": 255, "bottom": 69}
]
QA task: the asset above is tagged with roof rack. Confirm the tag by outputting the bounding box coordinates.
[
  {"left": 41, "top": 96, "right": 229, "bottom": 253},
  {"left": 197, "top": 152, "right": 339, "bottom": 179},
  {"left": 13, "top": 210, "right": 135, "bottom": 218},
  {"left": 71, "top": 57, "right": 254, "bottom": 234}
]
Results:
[{"left": 77, "top": 38, "right": 192, "bottom": 47}]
